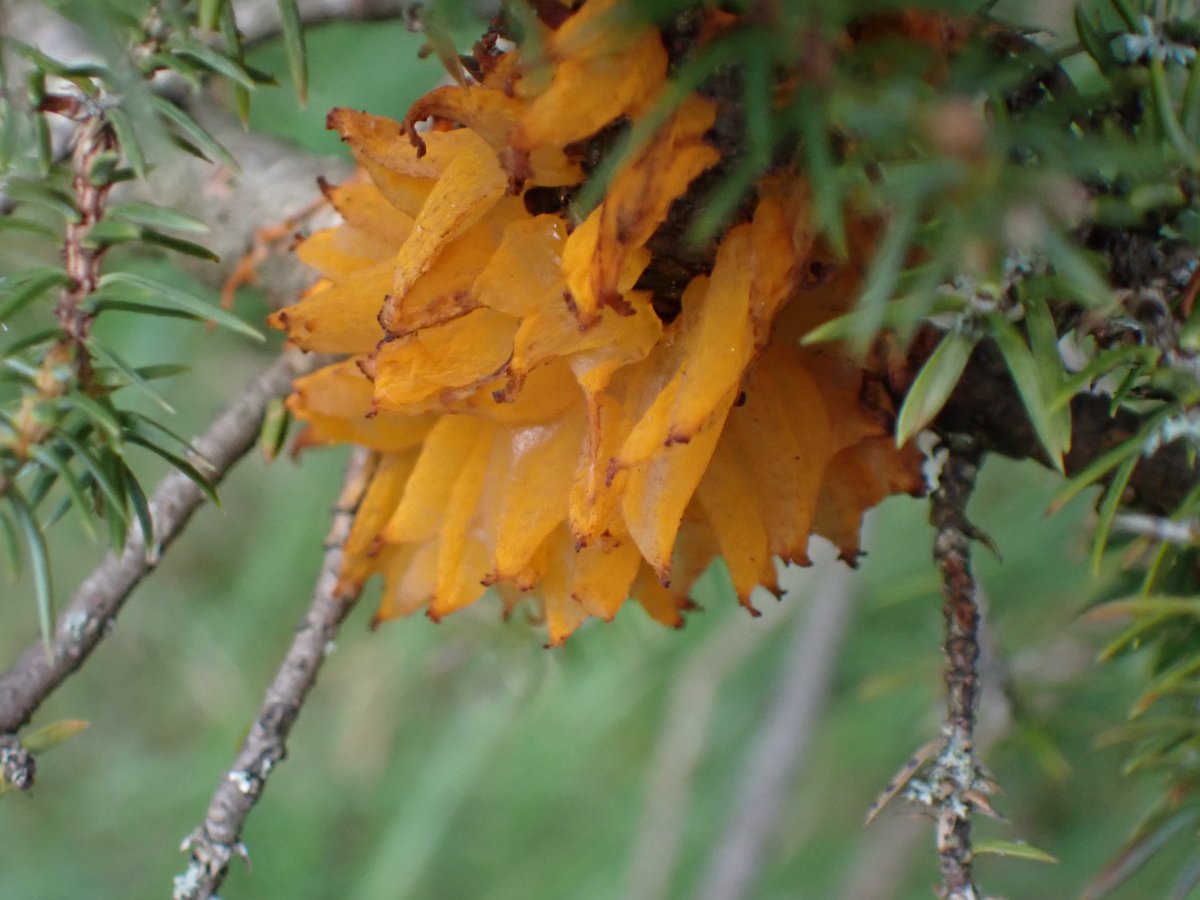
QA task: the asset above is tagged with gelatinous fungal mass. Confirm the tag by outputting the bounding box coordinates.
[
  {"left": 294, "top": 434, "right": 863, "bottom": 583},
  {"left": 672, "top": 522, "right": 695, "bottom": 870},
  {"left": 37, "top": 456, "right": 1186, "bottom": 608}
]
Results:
[{"left": 270, "top": 0, "right": 926, "bottom": 644}]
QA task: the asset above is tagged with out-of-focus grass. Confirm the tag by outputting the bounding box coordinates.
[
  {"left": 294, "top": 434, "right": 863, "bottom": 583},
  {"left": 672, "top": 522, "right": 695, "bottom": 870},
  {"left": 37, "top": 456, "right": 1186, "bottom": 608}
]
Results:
[{"left": 0, "top": 16, "right": 1181, "bottom": 900}]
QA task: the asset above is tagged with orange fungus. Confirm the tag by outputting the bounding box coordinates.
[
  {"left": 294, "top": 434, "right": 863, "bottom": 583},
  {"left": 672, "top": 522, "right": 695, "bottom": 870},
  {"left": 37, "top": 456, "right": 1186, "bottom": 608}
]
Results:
[{"left": 269, "top": 4, "right": 924, "bottom": 645}]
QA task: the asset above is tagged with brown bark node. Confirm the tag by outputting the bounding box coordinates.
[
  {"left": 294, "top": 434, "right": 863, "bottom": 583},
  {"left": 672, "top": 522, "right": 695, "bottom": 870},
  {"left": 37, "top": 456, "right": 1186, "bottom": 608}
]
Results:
[{"left": 892, "top": 334, "right": 1198, "bottom": 516}]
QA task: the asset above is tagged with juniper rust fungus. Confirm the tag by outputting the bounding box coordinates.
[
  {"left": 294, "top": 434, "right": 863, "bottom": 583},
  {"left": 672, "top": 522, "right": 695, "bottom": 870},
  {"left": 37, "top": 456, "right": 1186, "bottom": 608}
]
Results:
[{"left": 269, "top": 0, "right": 925, "bottom": 644}]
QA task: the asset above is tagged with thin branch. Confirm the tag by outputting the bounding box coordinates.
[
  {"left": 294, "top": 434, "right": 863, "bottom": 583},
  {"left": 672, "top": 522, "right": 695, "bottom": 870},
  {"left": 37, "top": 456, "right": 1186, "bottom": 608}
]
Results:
[
  {"left": 1, "top": 3, "right": 97, "bottom": 66},
  {"left": 174, "top": 446, "right": 376, "bottom": 900},
  {"left": 4, "top": 106, "right": 112, "bottom": 474},
  {"left": 839, "top": 582, "right": 1014, "bottom": 900},
  {"left": 862, "top": 437, "right": 996, "bottom": 898},
  {"left": 624, "top": 578, "right": 792, "bottom": 900},
  {"left": 0, "top": 349, "right": 333, "bottom": 738},
  {"left": 696, "top": 558, "right": 855, "bottom": 900},
  {"left": 1112, "top": 511, "right": 1200, "bottom": 545},
  {"left": 233, "top": 0, "right": 410, "bottom": 46},
  {"left": 136, "top": 102, "right": 350, "bottom": 310},
  {"left": 0, "top": 3, "right": 93, "bottom": 209},
  {"left": 231, "top": 0, "right": 508, "bottom": 46},
  {"left": 927, "top": 434, "right": 987, "bottom": 900}
]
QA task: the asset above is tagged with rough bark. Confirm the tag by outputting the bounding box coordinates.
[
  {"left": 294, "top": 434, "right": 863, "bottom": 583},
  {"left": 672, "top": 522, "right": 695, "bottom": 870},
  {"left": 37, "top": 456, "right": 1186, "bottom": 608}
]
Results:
[{"left": 929, "top": 435, "right": 984, "bottom": 900}]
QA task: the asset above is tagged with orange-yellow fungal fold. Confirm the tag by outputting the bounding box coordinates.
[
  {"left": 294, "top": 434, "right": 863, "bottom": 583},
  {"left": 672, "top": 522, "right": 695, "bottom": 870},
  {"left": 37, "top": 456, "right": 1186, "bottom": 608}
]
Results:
[
  {"left": 509, "top": 0, "right": 668, "bottom": 181},
  {"left": 563, "top": 94, "right": 719, "bottom": 322},
  {"left": 273, "top": 3, "right": 923, "bottom": 643}
]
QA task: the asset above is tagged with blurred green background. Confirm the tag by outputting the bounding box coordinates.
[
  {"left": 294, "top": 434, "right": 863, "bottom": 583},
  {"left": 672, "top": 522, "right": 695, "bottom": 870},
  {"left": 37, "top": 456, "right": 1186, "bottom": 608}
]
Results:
[{"left": 0, "top": 15, "right": 1187, "bottom": 900}]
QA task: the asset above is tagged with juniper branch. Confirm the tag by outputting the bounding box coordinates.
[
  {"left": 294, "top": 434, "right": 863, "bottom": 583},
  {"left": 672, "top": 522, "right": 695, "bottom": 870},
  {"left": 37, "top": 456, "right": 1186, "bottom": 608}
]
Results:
[
  {"left": 4, "top": 1, "right": 352, "bottom": 309},
  {"left": 928, "top": 434, "right": 986, "bottom": 900},
  {"left": 55, "top": 109, "right": 115, "bottom": 371},
  {"left": 174, "top": 446, "right": 376, "bottom": 900},
  {"left": 4, "top": 106, "right": 116, "bottom": 475},
  {"left": 0, "top": 349, "right": 332, "bottom": 739},
  {"left": 860, "top": 436, "right": 998, "bottom": 899}
]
